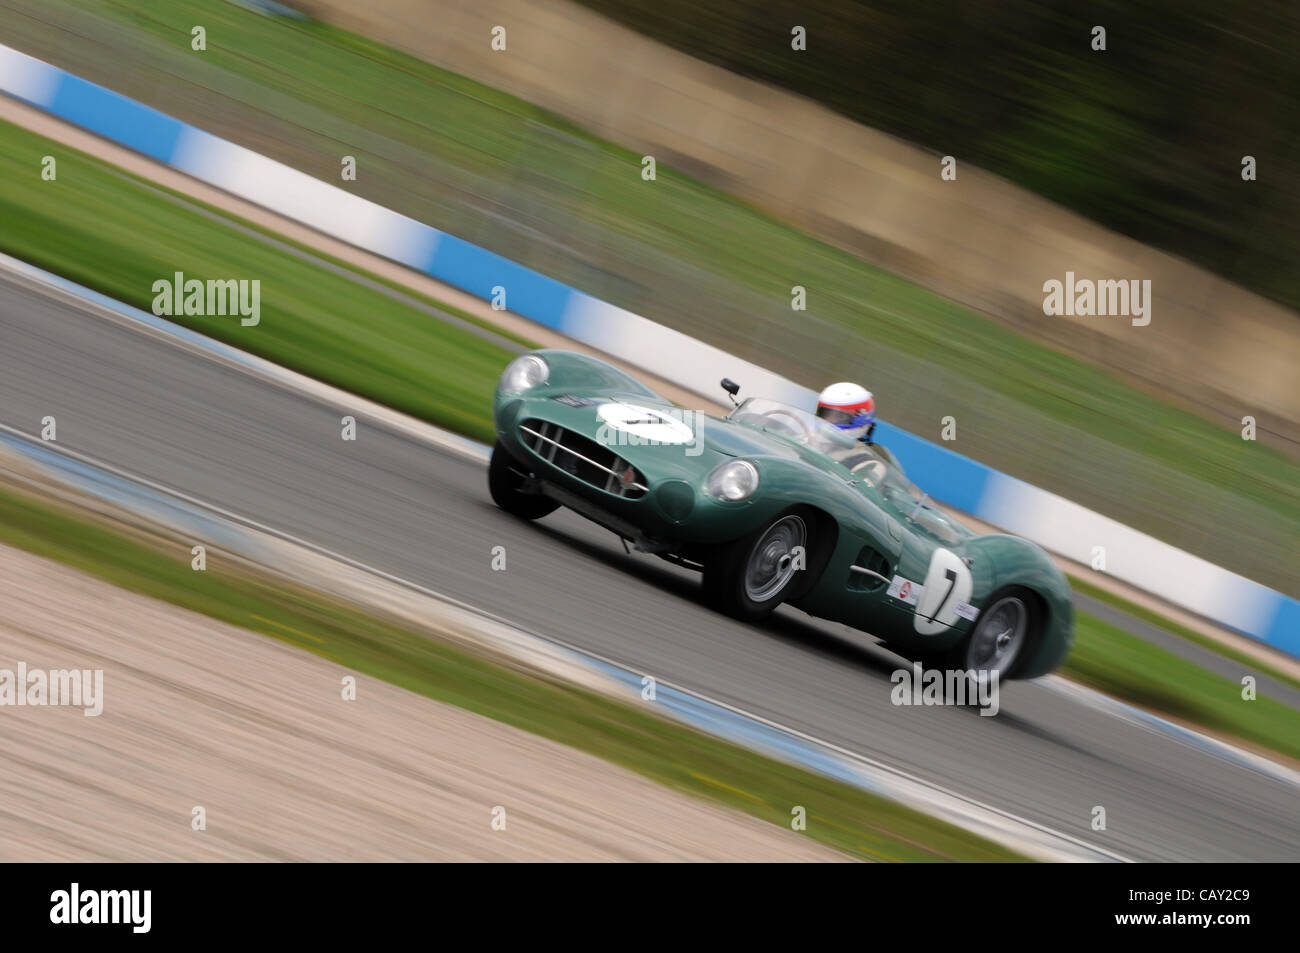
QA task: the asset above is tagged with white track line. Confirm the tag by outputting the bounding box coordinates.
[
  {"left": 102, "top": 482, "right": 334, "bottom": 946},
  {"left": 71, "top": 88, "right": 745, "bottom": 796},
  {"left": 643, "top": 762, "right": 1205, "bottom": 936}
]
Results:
[{"left": 0, "top": 251, "right": 491, "bottom": 466}]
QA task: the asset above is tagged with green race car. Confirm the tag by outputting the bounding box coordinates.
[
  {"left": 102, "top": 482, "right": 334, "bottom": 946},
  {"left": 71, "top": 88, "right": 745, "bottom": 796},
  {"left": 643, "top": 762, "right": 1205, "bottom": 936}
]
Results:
[{"left": 490, "top": 350, "right": 1073, "bottom": 679}]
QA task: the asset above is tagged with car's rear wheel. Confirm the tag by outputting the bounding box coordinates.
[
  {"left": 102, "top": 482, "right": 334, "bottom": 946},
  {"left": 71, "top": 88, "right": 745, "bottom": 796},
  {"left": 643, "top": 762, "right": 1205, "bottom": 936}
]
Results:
[
  {"left": 703, "top": 511, "right": 808, "bottom": 621},
  {"left": 938, "top": 586, "right": 1038, "bottom": 680},
  {"left": 488, "top": 440, "right": 559, "bottom": 520}
]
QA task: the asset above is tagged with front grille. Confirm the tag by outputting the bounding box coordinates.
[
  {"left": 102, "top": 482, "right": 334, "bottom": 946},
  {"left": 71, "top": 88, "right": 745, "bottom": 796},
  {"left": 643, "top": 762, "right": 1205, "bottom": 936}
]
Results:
[{"left": 520, "top": 419, "right": 648, "bottom": 499}]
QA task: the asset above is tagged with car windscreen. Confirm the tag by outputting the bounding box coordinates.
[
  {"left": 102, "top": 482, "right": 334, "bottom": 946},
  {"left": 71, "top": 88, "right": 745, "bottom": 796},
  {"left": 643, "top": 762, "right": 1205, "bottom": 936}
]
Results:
[{"left": 728, "top": 398, "right": 854, "bottom": 449}]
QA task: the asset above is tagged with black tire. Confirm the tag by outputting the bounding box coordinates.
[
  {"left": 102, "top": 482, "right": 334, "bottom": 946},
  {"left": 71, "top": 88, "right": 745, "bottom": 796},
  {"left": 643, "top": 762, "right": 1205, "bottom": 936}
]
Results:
[
  {"left": 488, "top": 440, "right": 559, "bottom": 520},
  {"left": 935, "top": 585, "right": 1040, "bottom": 681},
  {"left": 703, "top": 510, "right": 810, "bottom": 622}
]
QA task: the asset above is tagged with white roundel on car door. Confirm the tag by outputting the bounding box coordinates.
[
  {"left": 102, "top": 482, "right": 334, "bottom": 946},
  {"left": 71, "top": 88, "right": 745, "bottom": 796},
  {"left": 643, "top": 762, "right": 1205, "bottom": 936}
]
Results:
[
  {"left": 596, "top": 403, "right": 695, "bottom": 445},
  {"left": 913, "top": 548, "right": 973, "bottom": 635}
]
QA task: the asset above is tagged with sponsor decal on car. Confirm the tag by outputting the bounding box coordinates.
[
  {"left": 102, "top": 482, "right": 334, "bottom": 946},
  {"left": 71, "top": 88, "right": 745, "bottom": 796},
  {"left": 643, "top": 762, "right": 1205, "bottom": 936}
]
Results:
[{"left": 887, "top": 574, "right": 922, "bottom": 606}]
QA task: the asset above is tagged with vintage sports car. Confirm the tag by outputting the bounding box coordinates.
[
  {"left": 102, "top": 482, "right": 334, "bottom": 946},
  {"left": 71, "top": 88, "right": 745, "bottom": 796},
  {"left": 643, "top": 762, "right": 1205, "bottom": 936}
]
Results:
[{"left": 490, "top": 350, "right": 1072, "bottom": 678}]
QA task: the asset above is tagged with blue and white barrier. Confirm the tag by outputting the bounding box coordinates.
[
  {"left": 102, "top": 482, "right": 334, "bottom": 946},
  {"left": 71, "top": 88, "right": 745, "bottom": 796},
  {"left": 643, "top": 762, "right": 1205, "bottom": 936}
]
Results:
[{"left": 0, "top": 43, "right": 1295, "bottom": 658}]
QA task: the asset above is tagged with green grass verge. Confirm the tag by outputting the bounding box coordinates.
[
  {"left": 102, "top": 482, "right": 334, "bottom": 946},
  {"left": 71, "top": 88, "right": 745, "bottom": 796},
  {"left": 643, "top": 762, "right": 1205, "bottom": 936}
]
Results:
[
  {"left": 0, "top": 482, "right": 1025, "bottom": 862},
  {"left": 119, "top": 169, "right": 540, "bottom": 352},
  {"left": 1063, "top": 610, "right": 1300, "bottom": 762},
  {"left": 0, "top": 119, "right": 514, "bottom": 444},
  {"left": 1069, "top": 573, "right": 1300, "bottom": 696},
  {"left": 5, "top": 0, "right": 1299, "bottom": 594}
]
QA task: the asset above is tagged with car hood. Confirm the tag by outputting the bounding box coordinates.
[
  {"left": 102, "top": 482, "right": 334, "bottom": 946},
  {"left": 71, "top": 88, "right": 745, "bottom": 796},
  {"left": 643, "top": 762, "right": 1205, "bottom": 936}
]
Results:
[
  {"left": 536, "top": 393, "right": 804, "bottom": 460},
  {"left": 504, "top": 393, "right": 806, "bottom": 473},
  {"left": 693, "top": 415, "right": 804, "bottom": 460}
]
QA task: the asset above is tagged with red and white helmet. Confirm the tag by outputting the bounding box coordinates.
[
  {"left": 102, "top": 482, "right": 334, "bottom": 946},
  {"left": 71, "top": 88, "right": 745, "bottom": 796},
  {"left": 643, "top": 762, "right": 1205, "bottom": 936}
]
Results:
[{"left": 815, "top": 382, "right": 875, "bottom": 431}]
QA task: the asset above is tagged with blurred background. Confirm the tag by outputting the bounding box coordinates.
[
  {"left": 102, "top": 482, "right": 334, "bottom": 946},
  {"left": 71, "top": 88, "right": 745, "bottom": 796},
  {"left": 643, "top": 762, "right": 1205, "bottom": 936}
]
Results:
[
  {"left": 1, "top": 0, "right": 1299, "bottom": 864},
  {"left": 576, "top": 0, "right": 1300, "bottom": 310},
  {"left": 1, "top": 0, "right": 1297, "bottom": 596}
]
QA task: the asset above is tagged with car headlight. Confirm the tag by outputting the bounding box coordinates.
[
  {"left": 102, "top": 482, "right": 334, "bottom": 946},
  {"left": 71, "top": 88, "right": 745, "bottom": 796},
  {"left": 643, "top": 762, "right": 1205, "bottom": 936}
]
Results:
[
  {"left": 499, "top": 355, "right": 549, "bottom": 393},
  {"left": 706, "top": 460, "right": 759, "bottom": 501}
]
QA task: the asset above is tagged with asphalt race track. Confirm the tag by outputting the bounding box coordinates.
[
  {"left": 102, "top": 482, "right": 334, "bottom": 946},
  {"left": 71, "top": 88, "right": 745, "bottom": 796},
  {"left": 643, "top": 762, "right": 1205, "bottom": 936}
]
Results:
[{"left": 2, "top": 273, "right": 1297, "bottom": 861}]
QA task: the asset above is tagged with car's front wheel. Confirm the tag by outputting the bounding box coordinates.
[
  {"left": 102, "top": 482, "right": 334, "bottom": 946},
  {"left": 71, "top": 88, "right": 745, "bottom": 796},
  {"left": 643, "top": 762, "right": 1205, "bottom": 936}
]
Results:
[
  {"left": 703, "top": 511, "right": 809, "bottom": 621},
  {"left": 488, "top": 440, "right": 559, "bottom": 520}
]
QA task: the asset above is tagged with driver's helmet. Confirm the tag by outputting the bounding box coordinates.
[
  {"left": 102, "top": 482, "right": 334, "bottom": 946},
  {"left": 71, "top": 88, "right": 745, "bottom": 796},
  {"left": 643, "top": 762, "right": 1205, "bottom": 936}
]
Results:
[{"left": 815, "top": 382, "right": 875, "bottom": 431}]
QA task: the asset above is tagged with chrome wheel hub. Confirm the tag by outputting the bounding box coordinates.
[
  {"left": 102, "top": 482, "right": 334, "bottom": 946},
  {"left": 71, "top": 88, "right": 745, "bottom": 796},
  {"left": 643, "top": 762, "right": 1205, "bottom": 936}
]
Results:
[
  {"left": 968, "top": 596, "right": 1028, "bottom": 675},
  {"left": 744, "top": 515, "right": 806, "bottom": 603}
]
